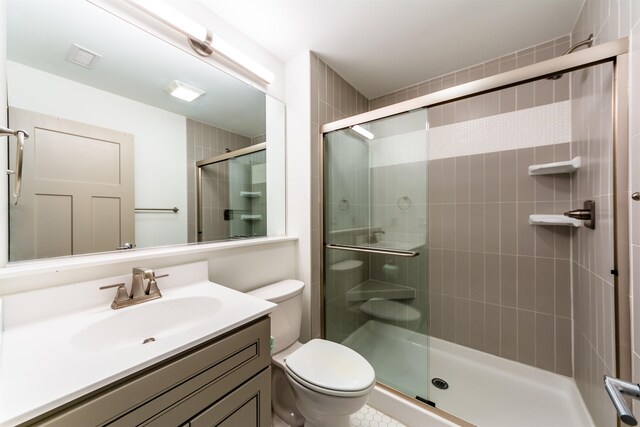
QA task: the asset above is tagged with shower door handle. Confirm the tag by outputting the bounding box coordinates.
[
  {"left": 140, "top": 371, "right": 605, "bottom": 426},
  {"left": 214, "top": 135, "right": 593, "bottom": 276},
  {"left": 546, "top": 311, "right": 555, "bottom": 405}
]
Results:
[
  {"left": 604, "top": 375, "right": 640, "bottom": 426},
  {"left": 325, "top": 243, "right": 419, "bottom": 257}
]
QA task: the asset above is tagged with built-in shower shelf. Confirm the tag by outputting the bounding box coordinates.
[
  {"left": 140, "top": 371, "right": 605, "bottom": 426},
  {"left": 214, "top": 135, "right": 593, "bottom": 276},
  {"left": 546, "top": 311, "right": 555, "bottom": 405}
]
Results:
[
  {"left": 241, "top": 214, "right": 262, "bottom": 221},
  {"left": 347, "top": 280, "right": 416, "bottom": 302},
  {"left": 529, "top": 214, "right": 581, "bottom": 227},
  {"left": 330, "top": 260, "right": 363, "bottom": 272},
  {"left": 240, "top": 191, "right": 262, "bottom": 198},
  {"left": 528, "top": 156, "right": 581, "bottom": 176}
]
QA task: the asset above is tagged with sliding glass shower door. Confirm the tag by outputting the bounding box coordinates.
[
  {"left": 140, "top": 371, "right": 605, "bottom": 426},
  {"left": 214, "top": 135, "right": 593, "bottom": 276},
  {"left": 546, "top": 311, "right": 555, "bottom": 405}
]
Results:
[{"left": 323, "top": 108, "right": 430, "bottom": 401}]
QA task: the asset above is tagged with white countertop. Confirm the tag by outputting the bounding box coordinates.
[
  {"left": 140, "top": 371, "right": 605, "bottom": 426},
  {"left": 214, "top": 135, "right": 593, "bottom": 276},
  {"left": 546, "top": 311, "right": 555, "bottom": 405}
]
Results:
[{"left": 0, "top": 261, "right": 275, "bottom": 426}]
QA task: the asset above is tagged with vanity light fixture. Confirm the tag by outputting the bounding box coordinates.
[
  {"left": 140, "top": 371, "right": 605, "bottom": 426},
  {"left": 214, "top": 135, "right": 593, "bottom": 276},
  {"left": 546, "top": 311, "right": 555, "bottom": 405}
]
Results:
[
  {"left": 351, "top": 125, "right": 375, "bottom": 140},
  {"left": 165, "top": 80, "right": 205, "bottom": 102},
  {"left": 127, "top": 0, "right": 275, "bottom": 84}
]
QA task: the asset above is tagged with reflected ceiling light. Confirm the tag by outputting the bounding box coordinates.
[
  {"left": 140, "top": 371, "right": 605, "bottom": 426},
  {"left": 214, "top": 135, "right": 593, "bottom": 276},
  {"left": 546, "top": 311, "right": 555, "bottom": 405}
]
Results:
[
  {"left": 127, "top": 0, "right": 275, "bottom": 84},
  {"left": 351, "top": 125, "right": 374, "bottom": 140},
  {"left": 165, "top": 80, "right": 205, "bottom": 102}
]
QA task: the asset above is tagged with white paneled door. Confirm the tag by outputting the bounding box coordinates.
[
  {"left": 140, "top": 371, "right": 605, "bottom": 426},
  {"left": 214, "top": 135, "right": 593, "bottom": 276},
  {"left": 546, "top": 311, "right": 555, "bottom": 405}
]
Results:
[{"left": 8, "top": 107, "right": 134, "bottom": 261}]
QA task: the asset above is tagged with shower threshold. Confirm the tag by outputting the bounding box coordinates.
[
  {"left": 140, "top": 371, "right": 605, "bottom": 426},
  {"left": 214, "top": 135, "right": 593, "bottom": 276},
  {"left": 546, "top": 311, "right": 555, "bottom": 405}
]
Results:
[{"left": 342, "top": 320, "right": 594, "bottom": 427}]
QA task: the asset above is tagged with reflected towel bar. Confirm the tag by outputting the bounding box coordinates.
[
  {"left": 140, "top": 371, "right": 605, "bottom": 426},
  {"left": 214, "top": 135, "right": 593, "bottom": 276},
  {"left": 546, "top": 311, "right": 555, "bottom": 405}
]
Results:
[
  {"left": 135, "top": 207, "right": 179, "bottom": 213},
  {"left": 325, "top": 243, "right": 419, "bottom": 257}
]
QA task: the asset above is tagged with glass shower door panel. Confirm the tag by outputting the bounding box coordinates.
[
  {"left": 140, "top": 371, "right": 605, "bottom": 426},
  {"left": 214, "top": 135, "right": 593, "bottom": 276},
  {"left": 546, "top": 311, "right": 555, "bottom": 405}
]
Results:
[{"left": 323, "top": 108, "right": 429, "bottom": 400}]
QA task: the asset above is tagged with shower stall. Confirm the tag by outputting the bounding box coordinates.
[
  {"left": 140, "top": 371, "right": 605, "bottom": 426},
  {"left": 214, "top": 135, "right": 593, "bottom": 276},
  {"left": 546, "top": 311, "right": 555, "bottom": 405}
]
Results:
[
  {"left": 322, "top": 38, "right": 629, "bottom": 427},
  {"left": 196, "top": 143, "right": 267, "bottom": 242}
]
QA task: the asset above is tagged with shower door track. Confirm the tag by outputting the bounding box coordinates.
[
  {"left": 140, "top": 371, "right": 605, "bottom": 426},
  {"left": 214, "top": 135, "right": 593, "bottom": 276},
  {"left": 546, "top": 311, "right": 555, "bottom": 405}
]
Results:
[{"left": 319, "top": 36, "right": 630, "bottom": 425}]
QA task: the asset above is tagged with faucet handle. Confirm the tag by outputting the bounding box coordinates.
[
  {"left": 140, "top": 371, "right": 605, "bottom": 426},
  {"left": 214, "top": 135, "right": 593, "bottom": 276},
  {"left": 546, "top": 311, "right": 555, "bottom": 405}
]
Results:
[
  {"left": 99, "top": 283, "right": 130, "bottom": 307},
  {"left": 147, "top": 273, "right": 168, "bottom": 296}
]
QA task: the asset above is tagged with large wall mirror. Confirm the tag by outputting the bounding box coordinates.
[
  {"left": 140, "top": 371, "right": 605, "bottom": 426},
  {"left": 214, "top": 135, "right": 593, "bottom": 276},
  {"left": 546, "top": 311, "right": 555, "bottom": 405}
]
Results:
[{"left": 5, "top": 0, "right": 286, "bottom": 263}]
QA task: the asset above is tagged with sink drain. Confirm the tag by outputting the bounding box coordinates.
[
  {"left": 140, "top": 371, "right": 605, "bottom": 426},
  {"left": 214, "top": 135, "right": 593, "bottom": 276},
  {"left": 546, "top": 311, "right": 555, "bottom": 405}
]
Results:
[
  {"left": 142, "top": 337, "right": 156, "bottom": 344},
  {"left": 431, "top": 377, "right": 449, "bottom": 390}
]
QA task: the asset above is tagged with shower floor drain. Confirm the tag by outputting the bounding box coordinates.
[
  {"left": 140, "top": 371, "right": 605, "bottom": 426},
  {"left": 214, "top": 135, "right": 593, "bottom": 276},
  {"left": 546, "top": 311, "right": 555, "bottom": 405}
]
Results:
[{"left": 431, "top": 378, "right": 449, "bottom": 390}]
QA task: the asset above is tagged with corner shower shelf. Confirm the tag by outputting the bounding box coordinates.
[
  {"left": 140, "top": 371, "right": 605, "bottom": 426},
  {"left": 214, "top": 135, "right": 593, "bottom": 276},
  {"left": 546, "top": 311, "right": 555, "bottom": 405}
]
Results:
[
  {"left": 528, "top": 156, "right": 581, "bottom": 176},
  {"left": 241, "top": 214, "right": 262, "bottom": 221},
  {"left": 347, "top": 280, "right": 416, "bottom": 302},
  {"left": 240, "top": 191, "right": 262, "bottom": 198},
  {"left": 330, "top": 260, "right": 364, "bottom": 272},
  {"left": 529, "top": 214, "right": 581, "bottom": 227}
]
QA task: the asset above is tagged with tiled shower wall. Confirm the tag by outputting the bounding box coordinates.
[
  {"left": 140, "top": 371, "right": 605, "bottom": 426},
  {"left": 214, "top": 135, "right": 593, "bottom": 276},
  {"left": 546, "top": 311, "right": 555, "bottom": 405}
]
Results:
[
  {"left": 369, "top": 36, "right": 570, "bottom": 114},
  {"left": 186, "top": 118, "right": 253, "bottom": 243},
  {"left": 428, "top": 110, "right": 573, "bottom": 377},
  {"left": 571, "top": 0, "right": 638, "bottom": 425}
]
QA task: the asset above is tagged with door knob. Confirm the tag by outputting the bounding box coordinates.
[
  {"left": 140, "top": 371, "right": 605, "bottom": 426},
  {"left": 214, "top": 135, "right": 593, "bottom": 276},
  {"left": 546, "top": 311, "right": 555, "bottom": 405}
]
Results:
[
  {"left": 632, "top": 192, "right": 640, "bottom": 201},
  {"left": 564, "top": 200, "right": 595, "bottom": 229}
]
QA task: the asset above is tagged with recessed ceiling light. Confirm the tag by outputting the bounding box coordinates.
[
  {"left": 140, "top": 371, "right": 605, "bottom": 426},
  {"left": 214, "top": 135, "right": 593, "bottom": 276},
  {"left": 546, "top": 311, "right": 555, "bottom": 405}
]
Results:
[
  {"left": 351, "top": 125, "right": 374, "bottom": 140},
  {"left": 66, "top": 43, "right": 102, "bottom": 69},
  {"left": 165, "top": 80, "right": 205, "bottom": 102}
]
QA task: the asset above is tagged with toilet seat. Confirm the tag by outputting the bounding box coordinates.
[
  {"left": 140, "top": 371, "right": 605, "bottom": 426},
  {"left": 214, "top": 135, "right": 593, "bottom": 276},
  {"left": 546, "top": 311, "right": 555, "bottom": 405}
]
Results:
[{"left": 284, "top": 339, "right": 375, "bottom": 397}]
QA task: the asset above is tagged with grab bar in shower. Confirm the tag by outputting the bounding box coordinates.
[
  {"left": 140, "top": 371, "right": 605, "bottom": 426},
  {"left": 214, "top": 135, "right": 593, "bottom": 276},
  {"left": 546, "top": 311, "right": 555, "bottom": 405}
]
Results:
[
  {"left": 1, "top": 126, "right": 29, "bottom": 205},
  {"left": 325, "top": 243, "right": 419, "bottom": 257}
]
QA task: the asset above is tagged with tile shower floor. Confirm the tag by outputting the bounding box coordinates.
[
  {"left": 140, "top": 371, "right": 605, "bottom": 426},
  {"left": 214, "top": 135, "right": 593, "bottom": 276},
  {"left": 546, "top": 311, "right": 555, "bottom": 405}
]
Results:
[{"left": 272, "top": 404, "right": 406, "bottom": 427}]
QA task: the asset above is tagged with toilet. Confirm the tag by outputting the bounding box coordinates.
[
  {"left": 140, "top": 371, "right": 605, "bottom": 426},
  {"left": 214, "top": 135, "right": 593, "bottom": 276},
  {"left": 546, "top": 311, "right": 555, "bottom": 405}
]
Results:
[{"left": 248, "top": 280, "right": 375, "bottom": 427}]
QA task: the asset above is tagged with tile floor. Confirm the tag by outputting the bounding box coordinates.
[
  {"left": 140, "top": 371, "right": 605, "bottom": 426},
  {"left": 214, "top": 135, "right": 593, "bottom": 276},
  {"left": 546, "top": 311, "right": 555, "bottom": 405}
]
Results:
[
  {"left": 351, "top": 405, "right": 407, "bottom": 427},
  {"left": 272, "top": 404, "right": 406, "bottom": 427}
]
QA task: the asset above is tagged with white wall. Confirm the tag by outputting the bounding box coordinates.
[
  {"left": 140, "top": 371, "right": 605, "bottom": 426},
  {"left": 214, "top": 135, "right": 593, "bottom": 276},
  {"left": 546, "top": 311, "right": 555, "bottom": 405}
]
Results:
[{"left": 7, "top": 61, "right": 187, "bottom": 249}]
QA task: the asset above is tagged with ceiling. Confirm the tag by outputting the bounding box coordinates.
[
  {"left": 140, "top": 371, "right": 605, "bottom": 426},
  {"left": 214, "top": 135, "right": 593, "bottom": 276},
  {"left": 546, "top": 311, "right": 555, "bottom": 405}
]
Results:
[{"left": 199, "top": 0, "right": 584, "bottom": 99}]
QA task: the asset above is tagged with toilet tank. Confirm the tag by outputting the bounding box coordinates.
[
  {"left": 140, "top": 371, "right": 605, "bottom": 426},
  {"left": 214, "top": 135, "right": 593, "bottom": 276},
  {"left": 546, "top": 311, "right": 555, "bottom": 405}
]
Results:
[{"left": 247, "top": 280, "right": 304, "bottom": 354}]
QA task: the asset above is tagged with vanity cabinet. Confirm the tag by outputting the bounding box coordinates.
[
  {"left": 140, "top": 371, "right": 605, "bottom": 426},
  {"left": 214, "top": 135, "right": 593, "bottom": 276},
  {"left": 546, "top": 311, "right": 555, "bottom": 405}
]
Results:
[{"left": 26, "top": 317, "right": 271, "bottom": 427}]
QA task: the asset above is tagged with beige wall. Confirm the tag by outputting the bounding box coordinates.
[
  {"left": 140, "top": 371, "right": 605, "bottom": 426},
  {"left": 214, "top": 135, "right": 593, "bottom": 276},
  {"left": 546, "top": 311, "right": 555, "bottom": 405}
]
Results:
[{"left": 428, "top": 141, "right": 573, "bottom": 376}]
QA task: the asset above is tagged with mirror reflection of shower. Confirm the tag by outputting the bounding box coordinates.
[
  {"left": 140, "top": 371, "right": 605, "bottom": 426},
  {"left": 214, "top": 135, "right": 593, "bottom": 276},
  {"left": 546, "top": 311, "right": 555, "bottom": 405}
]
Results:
[{"left": 196, "top": 143, "right": 267, "bottom": 242}]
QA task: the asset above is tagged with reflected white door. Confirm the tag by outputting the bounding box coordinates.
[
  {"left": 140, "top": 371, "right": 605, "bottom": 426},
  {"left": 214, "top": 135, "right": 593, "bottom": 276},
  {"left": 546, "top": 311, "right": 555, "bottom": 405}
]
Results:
[{"left": 8, "top": 107, "right": 134, "bottom": 261}]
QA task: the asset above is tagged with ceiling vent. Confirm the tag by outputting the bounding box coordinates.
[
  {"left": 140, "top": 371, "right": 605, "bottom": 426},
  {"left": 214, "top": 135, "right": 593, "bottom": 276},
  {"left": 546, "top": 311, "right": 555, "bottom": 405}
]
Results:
[{"left": 66, "top": 43, "right": 102, "bottom": 69}]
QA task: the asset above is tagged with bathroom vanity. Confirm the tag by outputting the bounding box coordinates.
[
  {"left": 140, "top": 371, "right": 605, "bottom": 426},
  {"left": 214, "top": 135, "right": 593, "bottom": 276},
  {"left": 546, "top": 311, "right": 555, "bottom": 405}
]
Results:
[
  {"left": 0, "top": 261, "right": 275, "bottom": 426},
  {"left": 32, "top": 318, "right": 271, "bottom": 426}
]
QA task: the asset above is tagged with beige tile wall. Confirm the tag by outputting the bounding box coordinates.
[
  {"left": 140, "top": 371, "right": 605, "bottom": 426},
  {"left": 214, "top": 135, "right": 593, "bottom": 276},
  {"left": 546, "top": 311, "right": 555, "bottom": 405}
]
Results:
[
  {"left": 571, "top": 0, "right": 637, "bottom": 425},
  {"left": 310, "top": 54, "right": 369, "bottom": 338},
  {"left": 369, "top": 37, "right": 571, "bottom": 119},
  {"left": 428, "top": 137, "right": 573, "bottom": 375},
  {"left": 186, "top": 118, "right": 252, "bottom": 243}
]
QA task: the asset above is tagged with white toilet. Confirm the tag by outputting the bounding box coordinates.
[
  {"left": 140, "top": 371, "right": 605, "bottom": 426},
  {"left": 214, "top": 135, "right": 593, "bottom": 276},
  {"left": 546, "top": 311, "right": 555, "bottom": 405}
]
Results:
[{"left": 248, "top": 280, "right": 375, "bottom": 427}]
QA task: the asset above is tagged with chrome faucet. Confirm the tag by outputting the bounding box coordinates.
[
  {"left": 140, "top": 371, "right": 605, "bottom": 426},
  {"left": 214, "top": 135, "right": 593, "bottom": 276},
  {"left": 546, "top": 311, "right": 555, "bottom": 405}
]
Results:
[{"left": 100, "top": 267, "right": 168, "bottom": 310}]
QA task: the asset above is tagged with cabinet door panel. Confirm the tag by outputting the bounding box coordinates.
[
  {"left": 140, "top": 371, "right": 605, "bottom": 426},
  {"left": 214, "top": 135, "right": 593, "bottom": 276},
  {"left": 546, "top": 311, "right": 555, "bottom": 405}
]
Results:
[{"left": 189, "top": 368, "right": 271, "bottom": 427}]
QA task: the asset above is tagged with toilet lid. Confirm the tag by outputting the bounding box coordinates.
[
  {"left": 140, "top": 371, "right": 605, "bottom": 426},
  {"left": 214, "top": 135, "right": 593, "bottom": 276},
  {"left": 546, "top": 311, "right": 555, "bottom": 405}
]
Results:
[{"left": 285, "top": 339, "right": 375, "bottom": 393}]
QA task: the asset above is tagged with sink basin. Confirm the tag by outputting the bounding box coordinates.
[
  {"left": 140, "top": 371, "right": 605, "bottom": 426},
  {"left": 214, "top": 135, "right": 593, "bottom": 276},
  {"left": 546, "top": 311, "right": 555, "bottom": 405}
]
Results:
[{"left": 70, "top": 296, "right": 222, "bottom": 352}]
